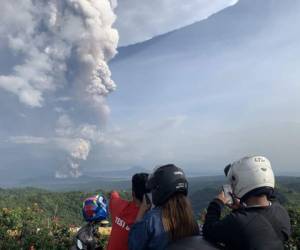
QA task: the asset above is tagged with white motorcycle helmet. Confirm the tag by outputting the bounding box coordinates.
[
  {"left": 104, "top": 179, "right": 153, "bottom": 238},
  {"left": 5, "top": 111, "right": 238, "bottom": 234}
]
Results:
[{"left": 224, "top": 156, "right": 275, "bottom": 200}]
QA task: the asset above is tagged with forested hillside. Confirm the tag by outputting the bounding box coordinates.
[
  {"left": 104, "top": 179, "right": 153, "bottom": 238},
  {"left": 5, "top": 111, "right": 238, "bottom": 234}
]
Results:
[{"left": 0, "top": 177, "right": 300, "bottom": 249}]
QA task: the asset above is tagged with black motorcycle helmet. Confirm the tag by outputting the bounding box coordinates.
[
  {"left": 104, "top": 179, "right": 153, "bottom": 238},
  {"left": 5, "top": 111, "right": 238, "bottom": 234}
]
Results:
[{"left": 146, "top": 164, "right": 188, "bottom": 206}]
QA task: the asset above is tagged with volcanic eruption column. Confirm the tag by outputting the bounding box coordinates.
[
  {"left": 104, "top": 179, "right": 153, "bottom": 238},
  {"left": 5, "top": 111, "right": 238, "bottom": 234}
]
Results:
[{"left": 0, "top": 0, "right": 119, "bottom": 177}]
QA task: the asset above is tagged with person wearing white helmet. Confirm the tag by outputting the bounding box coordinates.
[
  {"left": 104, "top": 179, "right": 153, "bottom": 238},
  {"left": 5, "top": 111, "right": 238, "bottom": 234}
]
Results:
[{"left": 203, "top": 156, "right": 291, "bottom": 250}]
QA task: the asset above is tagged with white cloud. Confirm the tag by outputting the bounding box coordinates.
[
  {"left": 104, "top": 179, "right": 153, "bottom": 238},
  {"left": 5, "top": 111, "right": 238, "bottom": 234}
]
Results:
[
  {"left": 0, "top": 76, "right": 43, "bottom": 107},
  {"left": 0, "top": 0, "right": 120, "bottom": 177},
  {"left": 55, "top": 96, "right": 73, "bottom": 102},
  {"left": 115, "top": 0, "right": 238, "bottom": 45},
  {"left": 0, "top": 0, "right": 118, "bottom": 108},
  {"left": 8, "top": 136, "right": 49, "bottom": 145},
  {"left": 89, "top": 116, "right": 189, "bottom": 166}
]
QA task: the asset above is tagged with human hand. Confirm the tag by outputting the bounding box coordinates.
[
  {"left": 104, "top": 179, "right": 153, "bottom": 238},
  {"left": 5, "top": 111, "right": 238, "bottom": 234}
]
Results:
[
  {"left": 140, "top": 194, "right": 151, "bottom": 212},
  {"left": 227, "top": 197, "right": 241, "bottom": 210},
  {"left": 200, "top": 210, "right": 207, "bottom": 223},
  {"left": 216, "top": 191, "right": 229, "bottom": 205},
  {"left": 216, "top": 191, "right": 241, "bottom": 209},
  {"left": 135, "top": 195, "right": 151, "bottom": 222}
]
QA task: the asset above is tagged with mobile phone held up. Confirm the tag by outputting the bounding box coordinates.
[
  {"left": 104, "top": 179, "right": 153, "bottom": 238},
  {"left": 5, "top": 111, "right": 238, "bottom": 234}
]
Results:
[
  {"left": 145, "top": 193, "right": 152, "bottom": 206},
  {"left": 222, "top": 184, "right": 233, "bottom": 205}
]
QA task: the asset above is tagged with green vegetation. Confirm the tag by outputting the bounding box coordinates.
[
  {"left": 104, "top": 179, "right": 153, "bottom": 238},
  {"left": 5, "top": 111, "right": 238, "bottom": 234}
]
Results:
[
  {"left": 286, "top": 207, "right": 300, "bottom": 249},
  {"left": 0, "top": 187, "right": 103, "bottom": 225},
  {"left": 0, "top": 188, "right": 130, "bottom": 249},
  {"left": 0, "top": 178, "right": 300, "bottom": 249},
  {"left": 0, "top": 205, "right": 72, "bottom": 249}
]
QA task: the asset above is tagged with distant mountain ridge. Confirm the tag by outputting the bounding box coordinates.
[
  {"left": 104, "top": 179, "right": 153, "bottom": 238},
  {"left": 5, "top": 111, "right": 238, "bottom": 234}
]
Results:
[
  {"left": 1, "top": 166, "right": 221, "bottom": 190},
  {"left": 112, "top": 0, "right": 295, "bottom": 62},
  {"left": 0, "top": 166, "right": 146, "bottom": 190},
  {"left": 92, "top": 166, "right": 148, "bottom": 178}
]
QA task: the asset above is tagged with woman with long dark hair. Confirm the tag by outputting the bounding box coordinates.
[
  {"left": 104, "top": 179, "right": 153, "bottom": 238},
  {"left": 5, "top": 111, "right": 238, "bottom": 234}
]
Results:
[{"left": 128, "top": 164, "right": 199, "bottom": 250}]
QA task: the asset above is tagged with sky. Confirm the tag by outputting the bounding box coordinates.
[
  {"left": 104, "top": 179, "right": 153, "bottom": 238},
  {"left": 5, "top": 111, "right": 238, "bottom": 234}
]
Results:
[
  {"left": 107, "top": 0, "right": 300, "bottom": 175},
  {"left": 0, "top": 0, "right": 300, "bottom": 183}
]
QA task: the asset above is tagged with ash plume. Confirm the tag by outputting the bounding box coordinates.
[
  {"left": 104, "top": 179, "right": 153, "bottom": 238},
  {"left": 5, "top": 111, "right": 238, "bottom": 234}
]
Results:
[
  {"left": 55, "top": 138, "right": 91, "bottom": 178},
  {"left": 54, "top": 114, "right": 101, "bottom": 178},
  {"left": 0, "top": 0, "right": 119, "bottom": 177},
  {"left": 0, "top": 0, "right": 118, "bottom": 107}
]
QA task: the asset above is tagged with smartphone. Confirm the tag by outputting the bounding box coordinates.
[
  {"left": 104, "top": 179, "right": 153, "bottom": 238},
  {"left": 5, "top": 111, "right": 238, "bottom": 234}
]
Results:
[{"left": 222, "top": 184, "right": 233, "bottom": 205}]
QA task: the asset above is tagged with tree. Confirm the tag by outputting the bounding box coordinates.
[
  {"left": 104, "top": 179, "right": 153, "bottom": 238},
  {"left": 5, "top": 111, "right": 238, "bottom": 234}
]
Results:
[{"left": 285, "top": 207, "right": 300, "bottom": 250}]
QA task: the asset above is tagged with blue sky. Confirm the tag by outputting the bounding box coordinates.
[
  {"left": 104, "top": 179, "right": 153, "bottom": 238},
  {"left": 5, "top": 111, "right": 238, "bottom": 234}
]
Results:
[
  {"left": 106, "top": 0, "right": 300, "bottom": 174},
  {"left": 0, "top": 0, "right": 300, "bottom": 182}
]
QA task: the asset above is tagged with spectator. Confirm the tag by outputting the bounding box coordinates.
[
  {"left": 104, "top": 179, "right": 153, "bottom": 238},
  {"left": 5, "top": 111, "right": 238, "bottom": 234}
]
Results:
[
  {"left": 71, "top": 194, "right": 108, "bottom": 250},
  {"left": 106, "top": 173, "right": 149, "bottom": 250},
  {"left": 129, "top": 164, "right": 199, "bottom": 250},
  {"left": 203, "top": 156, "right": 291, "bottom": 250}
]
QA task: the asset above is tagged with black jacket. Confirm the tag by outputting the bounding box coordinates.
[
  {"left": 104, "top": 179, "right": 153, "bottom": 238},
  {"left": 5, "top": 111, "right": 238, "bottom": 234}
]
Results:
[
  {"left": 203, "top": 199, "right": 291, "bottom": 250},
  {"left": 70, "top": 223, "right": 102, "bottom": 250}
]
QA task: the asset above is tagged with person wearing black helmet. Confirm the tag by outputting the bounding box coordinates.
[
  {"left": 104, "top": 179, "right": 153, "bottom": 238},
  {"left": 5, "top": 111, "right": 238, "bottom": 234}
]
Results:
[
  {"left": 203, "top": 156, "right": 291, "bottom": 250},
  {"left": 128, "top": 164, "right": 199, "bottom": 250}
]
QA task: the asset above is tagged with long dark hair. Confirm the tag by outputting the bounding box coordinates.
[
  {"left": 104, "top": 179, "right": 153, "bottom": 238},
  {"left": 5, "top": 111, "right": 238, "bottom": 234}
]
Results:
[{"left": 161, "top": 193, "right": 199, "bottom": 241}]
